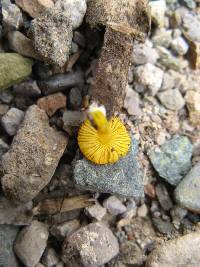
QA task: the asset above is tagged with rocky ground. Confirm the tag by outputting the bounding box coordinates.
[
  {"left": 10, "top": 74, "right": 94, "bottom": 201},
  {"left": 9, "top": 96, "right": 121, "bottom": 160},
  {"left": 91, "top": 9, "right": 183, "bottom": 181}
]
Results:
[{"left": 0, "top": 0, "right": 200, "bottom": 266}]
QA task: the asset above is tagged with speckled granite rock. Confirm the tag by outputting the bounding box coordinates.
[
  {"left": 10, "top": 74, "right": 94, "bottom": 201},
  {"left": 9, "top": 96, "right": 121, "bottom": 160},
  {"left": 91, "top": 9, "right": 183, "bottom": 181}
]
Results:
[
  {"left": 149, "top": 135, "right": 193, "bottom": 185},
  {"left": 74, "top": 138, "right": 144, "bottom": 198}
]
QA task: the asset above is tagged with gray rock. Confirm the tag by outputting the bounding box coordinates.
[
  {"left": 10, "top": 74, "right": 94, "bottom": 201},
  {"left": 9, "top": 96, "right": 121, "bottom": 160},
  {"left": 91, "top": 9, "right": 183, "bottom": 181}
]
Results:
[
  {"left": 134, "top": 63, "right": 164, "bottom": 96},
  {"left": 180, "top": 0, "right": 196, "bottom": 9},
  {"left": 1, "top": 105, "right": 67, "bottom": 204},
  {"left": 0, "top": 104, "right": 9, "bottom": 117},
  {"left": 0, "top": 53, "right": 33, "bottom": 91},
  {"left": 62, "top": 110, "right": 85, "bottom": 135},
  {"left": 155, "top": 184, "right": 173, "bottom": 211},
  {"left": 175, "top": 162, "right": 200, "bottom": 213},
  {"left": 160, "top": 72, "right": 176, "bottom": 91},
  {"left": 183, "top": 12, "right": 200, "bottom": 42},
  {"left": 62, "top": 223, "right": 119, "bottom": 267},
  {"left": 124, "top": 85, "right": 142, "bottom": 116},
  {"left": 42, "top": 248, "right": 60, "bottom": 267},
  {"left": 149, "top": 135, "right": 193, "bottom": 185},
  {"left": 152, "top": 217, "right": 175, "bottom": 235},
  {"left": 103, "top": 196, "right": 127, "bottom": 216},
  {"left": 51, "top": 219, "right": 80, "bottom": 240},
  {"left": 1, "top": 107, "right": 24, "bottom": 136},
  {"left": 13, "top": 80, "right": 41, "bottom": 97},
  {"left": 171, "top": 36, "right": 189, "bottom": 56},
  {"left": 2, "top": 0, "right": 23, "bottom": 30},
  {"left": 0, "top": 89, "right": 14, "bottom": 103},
  {"left": 0, "top": 225, "right": 20, "bottom": 267},
  {"left": 14, "top": 221, "right": 49, "bottom": 267},
  {"left": 0, "top": 138, "right": 9, "bottom": 157},
  {"left": 146, "top": 232, "right": 200, "bottom": 267},
  {"left": 74, "top": 138, "right": 144, "bottom": 198},
  {"left": 157, "top": 89, "right": 185, "bottom": 111},
  {"left": 152, "top": 29, "right": 172, "bottom": 48},
  {"left": 68, "top": 87, "right": 82, "bottom": 110},
  {"left": 31, "top": 9, "right": 73, "bottom": 67},
  {"left": 85, "top": 203, "right": 107, "bottom": 221}
]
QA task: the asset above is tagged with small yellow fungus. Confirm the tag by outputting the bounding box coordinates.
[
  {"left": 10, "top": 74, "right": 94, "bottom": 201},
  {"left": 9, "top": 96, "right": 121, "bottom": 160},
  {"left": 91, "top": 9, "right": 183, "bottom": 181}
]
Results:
[{"left": 78, "top": 106, "right": 131, "bottom": 165}]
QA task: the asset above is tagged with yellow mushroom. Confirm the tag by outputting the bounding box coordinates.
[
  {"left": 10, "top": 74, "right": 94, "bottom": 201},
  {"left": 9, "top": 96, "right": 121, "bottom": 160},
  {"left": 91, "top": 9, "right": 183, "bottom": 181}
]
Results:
[{"left": 78, "top": 104, "right": 131, "bottom": 164}]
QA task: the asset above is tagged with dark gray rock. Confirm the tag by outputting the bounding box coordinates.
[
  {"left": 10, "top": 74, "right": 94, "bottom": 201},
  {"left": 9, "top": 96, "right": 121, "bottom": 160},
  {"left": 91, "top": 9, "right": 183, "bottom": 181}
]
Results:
[
  {"left": 175, "top": 161, "right": 200, "bottom": 213},
  {"left": 68, "top": 87, "right": 82, "bottom": 110},
  {"left": 152, "top": 218, "right": 175, "bottom": 235},
  {"left": 0, "top": 225, "right": 19, "bottom": 267},
  {"left": 149, "top": 135, "right": 193, "bottom": 185},
  {"left": 74, "top": 138, "right": 144, "bottom": 198},
  {"left": 13, "top": 79, "right": 41, "bottom": 97},
  {"left": 0, "top": 138, "right": 9, "bottom": 157}
]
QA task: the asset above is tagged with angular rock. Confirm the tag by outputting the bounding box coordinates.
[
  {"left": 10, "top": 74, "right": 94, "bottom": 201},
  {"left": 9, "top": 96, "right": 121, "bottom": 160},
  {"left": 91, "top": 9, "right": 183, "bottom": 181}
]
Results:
[
  {"left": 8, "top": 31, "right": 41, "bottom": 60},
  {"left": 149, "top": 135, "right": 193, "bottom": 185},
  {"left": 152, "top": 29, "right": 172, "bottom": 48},
  {"left": 13, "top": 80, "right": 41, "bottom": 97},
  {"left": 1, "top": 107, "right": 24, "bottom": 136},
  {"left": 137, "top": 203, "right": 148, "bottom": 217},
  {"left": 134, "top": 63, "right": 164, "bottom": 96},
  {"left": 37, "top": 93, "right": 67, "bottom": 117},
  {"left": 42, "top": 248, "right": 59, "bottom": 267},
  {"left": 103, "top": 196, "right": 127, "bottom": 216},
  {"left": 62, "top": 110, "right": 85, "bottom": 135},
  {"left": 74, "top": 138, "right": 144, "bottom": 198},
  {"left": 149, "top": 0, "right": 166, "bottom": 28},
  {"left": 160, "top": 72, "right": 175, "bottom": 91},
  {"left": 51, "top": 219, "right": 80, "bottom": 240},
  {"left": 152, "top": 218, "right": 175, "bottom": 235},
  {"left": 14, "top": 221, "right": 49, "bottom": 267},
  {"left": 157, "top": 89, "right": 185, "bottom": 111},
  {"left": 62, "top": 223, "right": 119, "bottom": 267},
  {"left": 146, "top": 232, "right": 200, "bottom": 267},
  {"left": 85, "top": 203, "right": 107, "bottom": 221},
  {"left": 2, "top": 0, "right": 23, "bottom": 30},
  {"left": 15, "top": 0, "right": 54, "bottom": 18},
  {"left": 124, "top": 85, "right": 142, "bottom": 116},
  {"left": 0, "top": 225, "right": 19, "bottom": 267},
  {"left": 1, "top": 105, "right": 67, "bottom": 204},
  {"left": 175, "top": 162, "right": 200, "bottom": 213},
  {"left": 185, "top": 90, "right": 200, "bottom": 126},
  {"left": 171, "top": 36, "right": 189, "bottom": 56},
  {"left": 31, "top": 10, "right": 73, "bottom": 66},
  {"left": 0, "top": 53, "right": 33, "bottom": 91}
]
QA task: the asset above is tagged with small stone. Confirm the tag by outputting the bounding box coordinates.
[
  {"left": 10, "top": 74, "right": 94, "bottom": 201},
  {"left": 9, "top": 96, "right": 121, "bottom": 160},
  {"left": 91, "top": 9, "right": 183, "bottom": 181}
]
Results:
[
  {"left": 0, "top": 53, "right": 33, "bottom": 91},
  {"left": 155, "top": 184, "right": 173, "bottom": 211},
  {"left": 15, "top": 0, "right": 54, "bottom": 18},
  {"left": 13, "top": 80, "right": 41, "bottom": 97},
  {"left": 51, "top": 219, "right": 80, "bottom": 240},
  {"left": 0, "top": 89, "right": 13, "bottom": 104},
  {"left": 31, "top": 10, "right": 73, "bottom": 67},
  {"left": 68, "top": 87, "right": 82, "bottom": 110},
  {"left": 157, "top": 89, "right": 185, "bottom": 111},
  {"left": 62, "top": 110, "right": 85, "bottom": 135},
  {"left": 0, "top": 225, "right": 19, "bottom": 267},
  {"left": 86, "top": 203, "right": 107, "bottom": 221},
  {"left": 1, "top": 107, "right": 24, "bottom": 136},
  {"left": 146, "top": 232, "right": 200, "bottom": 267},
  {"left": 152, "top": 217, "right": 175, "bottom": 235},
  {"left": 0, "top": 104, "right": 9, "bottom": 117},
  {"left": 152, "top": 29, "right": 172, "bottom": 48},
  {"left": 134, "top": 63, "right": 164, "bottom": 96},
  {"left": 14, "top": 221, "right": 49, "bottom": 267},
  {"left": 62, "top": 223, "right": 119, "bottom": 267},
  {"left": 149, "top": 135, "right": 193, "bottom": 185},
  {"left": 124, "top": 85, "right": 142, "bottom": 116},
  {"left": 8, "top": 31, "right": 41, "bottom": 60},
  {"left": 149, "top": 0, "right": 166, "bottom": 28},
  {"left": 160, "top": 72, "right": 175, "bottom": 91},
  {"left": 37, "top": 93, "right": 66, "bottom": 117},
  {"left": 175, "top": 162, "right": 200, "bottom": 213},
  {"left": 103, "top": 196, "right": 127, "bottom": 216},
  {"left": 137, "top": 203, "right": 148, "bottom": 217},
  {"left": 180, "top": 0, "right": 196, "bottom": 9},
  {"left": 171, "top": 36, "right": 189, "bottom": 55},
  {"left": 1, "top": 105, "right": 67, "bottom": 203},
  {"left": 2, "top": 0, "right": 23, "bottom": 30},
  {"left": 185, "top": 90, "right": 200, "bottom": 126},
  {"left": 55, "top": 0, "right": 87, "bottom": 29},
  {"left": 42, "top": 248, "right": 59, "bottom": 267},
  {"left": 74, "top": 138, "right": 144, "bottom": 198},
  {"left": 183, "top": 12, "right": 200, "bottom": 43}
]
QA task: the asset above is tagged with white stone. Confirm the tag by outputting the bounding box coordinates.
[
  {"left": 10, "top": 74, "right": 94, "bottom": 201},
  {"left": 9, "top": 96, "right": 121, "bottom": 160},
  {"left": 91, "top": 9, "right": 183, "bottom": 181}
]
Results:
[
  {"left": 171, "top": 36, "right": 189, "bottom": 56},
  {"left": 149, "top": 0, "right": 166, "bottom": 28}
]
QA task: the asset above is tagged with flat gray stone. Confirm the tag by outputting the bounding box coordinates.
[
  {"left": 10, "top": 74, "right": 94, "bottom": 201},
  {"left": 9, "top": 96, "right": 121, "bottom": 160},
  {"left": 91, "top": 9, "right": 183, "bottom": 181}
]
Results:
[
  {"left": 74, "top": 138, "right": 144, "bottom": 198},
  {"left": 149, "top": 135, "right": 193, "bottom": 185}
]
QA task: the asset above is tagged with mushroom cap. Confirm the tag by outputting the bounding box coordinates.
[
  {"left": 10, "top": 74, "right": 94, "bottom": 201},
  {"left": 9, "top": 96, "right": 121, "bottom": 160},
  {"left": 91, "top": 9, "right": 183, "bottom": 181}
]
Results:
[{"left": 78, "top": 116, "right": 131, "bottom": 164}]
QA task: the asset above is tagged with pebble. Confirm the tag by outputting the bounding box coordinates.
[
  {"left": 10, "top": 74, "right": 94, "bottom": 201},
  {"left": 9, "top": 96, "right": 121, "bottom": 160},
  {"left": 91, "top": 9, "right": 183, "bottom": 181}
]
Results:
[
  {"left": 13, "top": 79, "right": 41, "bottom": 97},
  {"left": 8, "top": 31, "right": 41, "bottom": 60},
  {"left": 152, "top": 29, "right": 172, "bottom": 48},
  {"left": 0, "top": 225, "right": 19, "bottom": 267},
  {"left": 62, "top": 223, "right": 119, "bottom": 267},
  {"left": 42, "top": 248, "right": 60, "bottom": 267},
  {"left": 175, "top": 161, "right": 200, "bottom": 213},
  {"left": 103, "top": 196, "right": 127, "bottom": 216},
  {"left": 51, "top": 219, "right": 80, "bottom": 240},
  {"left": 0, "top": 138, "right": 9, "bottom": 157},
  {"left": 185, "top": 90, "right": 200, "bottom": 126},
  {"left": 146, "top": 232, "right": 200, "bottom": 267},
  {"left": 0, "top": 89, "right": 13, "bottom": 104},
  {"left": 62, "top": 110, "right": 85, "bottom": 135},
  {"left": 1, "top": 105, "right": 67, "bottom": 203},
  {"left": 68, "top": 87, "right": 82, "bottom": 110},
  {"left": 0, "top": 53, "right": 33, "bottom": 91},
  {"left": 1, "top": 107, "right": 24, "bottom": 136},
  {"left": 157, "top": 89, "right": 185, "bottom": 111},
  {"left": 55, "top": 0, "right": 87, "bottom": 29},
  {"left": 37, "top": 71, "right": 84, "bottom": 95},
  {"left": 149, "top": 0, "right": 166, "bottom": 28},
  {"left": 14, "top": 221, "right": 49, "bottom": 267},
  {"left": 37, "top": 92, "right": 67, "bottom": 117},
  {"left": 155, "top": 183, "right": 173, "bottom": 211},
  {"left": 15, "top": 0, "right": 54, "bottom": 18},
  {"left": 0, "top": 104, "right": 9, "bottom": 117},
  {"left": 31, "top": 9, "right": 73, "bottom": 67},
  {"left": 74, "top": 138, "right": 144, "bottom": 198},
  {"left": 2, "top": 0, "right": 23, "bottom": 30},
  {"left": 86, "top": 203, "right": 107, "bottom": 221},
  {"left": 171, "top": 36, "right": 189, "bottom": 55},
  {"left": 152, "top": 217, "right": 175, "bottom": 235},
  {"left": 137, "top": 203, "right": 148, "bottom": 217},
  {"left": 124, "top": 85, "right": 142, "bottom": 116},
  {"left": 134, "top": 63, "right": 164, "bottom": 96},
  {"left": 149, "top": 135, "right": 193, "bottom": 185},
  {"left": 160, "top": 71, "right": 175, "bottom": 91}
]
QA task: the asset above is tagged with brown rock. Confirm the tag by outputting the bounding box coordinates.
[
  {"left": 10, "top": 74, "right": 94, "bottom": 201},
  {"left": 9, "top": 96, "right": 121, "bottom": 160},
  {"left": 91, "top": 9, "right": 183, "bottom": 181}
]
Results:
[
  {"left": 185, "top": 90, "right": 200, "bottom": 126},
  {"left": 145, "top": 232, "right": 200, "bottom": 267},
  {"left": 15, "top": 0, "right": 54, "bottom": 18},
  {"left": 37, "top": 92, "right": 66, "bottom": 117},
  {"left": 1, "top": 105, "right": 67, "bottom": 204}
]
